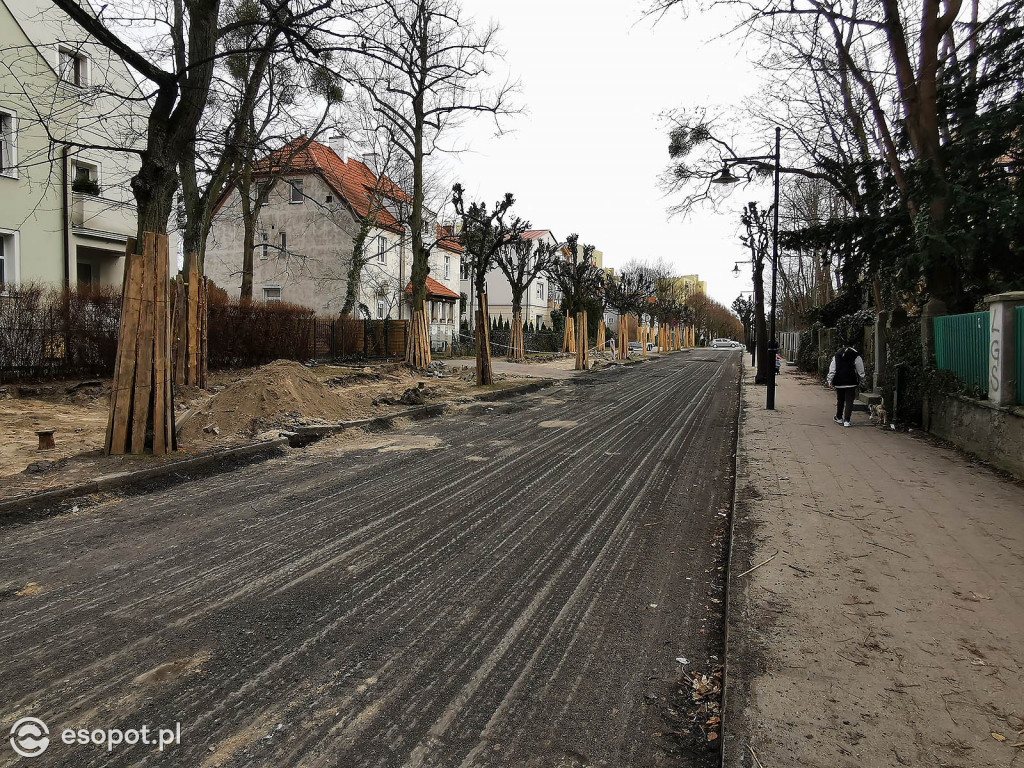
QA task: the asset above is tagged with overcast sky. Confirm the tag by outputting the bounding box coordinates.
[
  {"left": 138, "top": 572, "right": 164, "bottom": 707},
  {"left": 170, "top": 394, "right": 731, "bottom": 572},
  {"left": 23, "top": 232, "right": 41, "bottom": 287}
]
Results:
[{"left": 442, "top": 0, "right": 772, "bottom": 307}]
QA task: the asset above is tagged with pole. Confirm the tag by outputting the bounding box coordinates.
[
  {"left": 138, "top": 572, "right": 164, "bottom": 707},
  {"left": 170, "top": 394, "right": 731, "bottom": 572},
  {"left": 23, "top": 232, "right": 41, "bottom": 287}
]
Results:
[{"left": 767, "top": 126, "right": 780, "bottom": 410}]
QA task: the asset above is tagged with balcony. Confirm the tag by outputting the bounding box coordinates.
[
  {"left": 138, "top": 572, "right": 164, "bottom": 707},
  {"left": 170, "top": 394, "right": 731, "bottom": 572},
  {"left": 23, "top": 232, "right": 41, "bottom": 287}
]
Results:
[{"left": 71, "top": 193, "right": 136, "bottom": 243}]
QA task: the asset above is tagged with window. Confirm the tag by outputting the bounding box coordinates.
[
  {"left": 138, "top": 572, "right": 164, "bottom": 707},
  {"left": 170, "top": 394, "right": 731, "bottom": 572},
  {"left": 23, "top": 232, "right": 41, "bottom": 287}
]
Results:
[
  {"left": 279, "top": 231, "right": 287, "bottom": 252},
  {"left": 289, "top": 178, "right": 304, "bottom": 203},
  {"left": 71, "top": 160, "right": 100, "bottom": 194},
  {"left": 260, "top": 232, "right": 268, "bottom": 260},
  {"left": 254, "top": 180, "right": 269, "bottom": 201},
  {"left": 0, "top": 110, "right": 16, "bottom": 178},
  {"left": 536, "top": 281, "right": 544, "bottom": 300},
  {"left": 58, "top": 48, "right": 88, "bottom": 87},
  {"left": 377, "top": 300, "right": 385, "bottom": 319},
  {"left": 263, "top": 287, "right": 282, "bottom": 302},
  {"left": 444, "top": 255, "right": 450, "bottom": 280},
  {"left": 461, "top": 262, "right": 471, "bottom": 281},
  {"left": 377, "top": 235, "right": 386, "bottom": 264},
  {"left": 0, "top": 230, "right": 17, "bottom": 288}
]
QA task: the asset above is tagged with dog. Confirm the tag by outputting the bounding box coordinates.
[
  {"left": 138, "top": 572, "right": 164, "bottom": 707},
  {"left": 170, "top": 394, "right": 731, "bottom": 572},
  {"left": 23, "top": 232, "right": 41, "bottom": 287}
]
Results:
[{"left": 869, "top": 400, "right": 888, "bottom": 426}]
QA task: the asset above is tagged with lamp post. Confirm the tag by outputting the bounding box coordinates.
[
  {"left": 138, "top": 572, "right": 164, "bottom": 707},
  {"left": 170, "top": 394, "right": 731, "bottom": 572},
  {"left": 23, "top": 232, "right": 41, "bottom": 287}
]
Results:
[{"left": 711, "top": 127, "right": 781, "bottom": 410}]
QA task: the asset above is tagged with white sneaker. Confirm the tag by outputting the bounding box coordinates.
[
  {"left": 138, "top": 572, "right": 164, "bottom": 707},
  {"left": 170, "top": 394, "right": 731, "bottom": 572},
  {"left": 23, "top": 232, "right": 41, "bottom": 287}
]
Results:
[
  {"left": 833, "top": 416, "right": 843, "bottom": 424},
  {"left": 843, "top": 421, "right": 852, "bottom": 427}
]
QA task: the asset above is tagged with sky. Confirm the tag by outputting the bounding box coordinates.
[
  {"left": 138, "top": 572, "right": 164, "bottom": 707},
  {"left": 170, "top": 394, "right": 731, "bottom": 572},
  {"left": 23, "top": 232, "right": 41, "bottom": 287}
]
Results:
[{"left": 441, "top": 0, "right": 771, "bottom": 307}]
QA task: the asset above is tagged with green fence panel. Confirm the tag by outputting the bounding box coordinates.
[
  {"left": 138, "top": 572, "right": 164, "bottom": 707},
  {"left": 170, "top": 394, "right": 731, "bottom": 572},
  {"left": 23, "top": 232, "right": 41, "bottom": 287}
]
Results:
[
  {"left": 933, "top": 312, "right": 990, "bottom": 396},
  {"left": 1016, "top": 306, "right": 1024, "bottom": 405}
]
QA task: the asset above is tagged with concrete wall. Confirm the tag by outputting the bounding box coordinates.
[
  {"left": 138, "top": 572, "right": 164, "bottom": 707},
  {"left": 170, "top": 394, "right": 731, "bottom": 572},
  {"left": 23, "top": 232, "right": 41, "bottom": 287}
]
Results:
[{"left": 928, "top": 394, "right": 1024, "bottom": 480}]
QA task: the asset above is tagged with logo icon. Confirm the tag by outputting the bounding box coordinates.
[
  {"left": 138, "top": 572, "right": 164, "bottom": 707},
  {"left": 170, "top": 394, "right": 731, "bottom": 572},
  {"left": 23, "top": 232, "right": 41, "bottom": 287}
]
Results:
[{"left": 10, "top": 718, "right": 49, "bottom": 758}]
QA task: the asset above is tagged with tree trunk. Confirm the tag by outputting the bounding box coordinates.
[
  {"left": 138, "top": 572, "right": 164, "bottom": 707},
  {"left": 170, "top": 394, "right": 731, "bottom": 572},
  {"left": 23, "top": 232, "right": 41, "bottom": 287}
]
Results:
[{"left": 475, "top": 292, "right": 492, "bottom": 384}]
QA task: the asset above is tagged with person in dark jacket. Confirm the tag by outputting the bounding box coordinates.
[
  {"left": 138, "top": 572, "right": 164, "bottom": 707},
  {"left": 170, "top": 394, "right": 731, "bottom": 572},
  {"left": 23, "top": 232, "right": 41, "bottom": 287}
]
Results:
[{"left": 827, "top": 341, "right": 866, "bottom": 427}]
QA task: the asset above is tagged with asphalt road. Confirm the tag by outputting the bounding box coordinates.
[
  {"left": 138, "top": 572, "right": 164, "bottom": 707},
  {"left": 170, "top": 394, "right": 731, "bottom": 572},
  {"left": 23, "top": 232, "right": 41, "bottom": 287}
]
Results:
[{"left": 1, "top": 350, "right": 740, "bottom": 768}]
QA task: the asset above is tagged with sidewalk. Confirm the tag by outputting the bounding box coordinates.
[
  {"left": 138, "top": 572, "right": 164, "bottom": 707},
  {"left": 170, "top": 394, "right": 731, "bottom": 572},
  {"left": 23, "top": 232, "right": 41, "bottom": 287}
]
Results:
[{"left": 725, "top": 364, "right": 1024, "bottom": 767}]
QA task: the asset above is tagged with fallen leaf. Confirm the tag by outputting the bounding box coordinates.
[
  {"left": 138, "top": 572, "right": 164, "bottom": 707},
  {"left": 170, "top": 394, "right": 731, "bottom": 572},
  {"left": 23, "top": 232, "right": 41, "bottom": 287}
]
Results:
[
  {"left": 706, "top": 717, "right": 721, "bottom": 725},
  {"left": 992, "top": 732, "right": 1007, "bottom": 741},
  {"left": 707, "top": 732, "right": 719, "bottom": 741}
]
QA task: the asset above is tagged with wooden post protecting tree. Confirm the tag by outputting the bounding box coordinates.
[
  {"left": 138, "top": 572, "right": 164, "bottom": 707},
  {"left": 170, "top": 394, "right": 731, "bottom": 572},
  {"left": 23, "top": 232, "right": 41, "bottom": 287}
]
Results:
[
  {"left": 574, "top": 310, "right": 588, "bottom": 370},
  {"left": 597, "top": 320, "right": 605, "bottom": 352},
  {"left": 105, "top": 233, "right": 176, "bottom": 455},
  {"left": 171, "top": 255, "right": 208, "bottom": 388}
]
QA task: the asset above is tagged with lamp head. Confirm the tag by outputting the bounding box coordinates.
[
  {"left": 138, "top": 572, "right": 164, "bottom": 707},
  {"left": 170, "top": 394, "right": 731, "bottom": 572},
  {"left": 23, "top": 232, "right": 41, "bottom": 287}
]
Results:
[{"left": 711, "top": 165, "right": 741, "bottom": 185}]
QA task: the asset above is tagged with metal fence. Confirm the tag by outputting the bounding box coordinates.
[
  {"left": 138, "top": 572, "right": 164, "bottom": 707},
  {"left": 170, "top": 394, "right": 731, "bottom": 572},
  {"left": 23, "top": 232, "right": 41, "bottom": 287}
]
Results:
[
  {"left": 1016, "top": 306, "right": 1024, "bottom": 405},
  {"left": 310, "top": 318, "right": 408, "bottom": 362},
  {"left": 933, "top": 311, "right": 990, "bottom": 395}
]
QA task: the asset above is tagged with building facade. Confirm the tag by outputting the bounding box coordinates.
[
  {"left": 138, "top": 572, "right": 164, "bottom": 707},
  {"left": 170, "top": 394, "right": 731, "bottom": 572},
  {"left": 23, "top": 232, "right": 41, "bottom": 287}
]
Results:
[
  {"left": 0, "top": 0, "right": 143, "bottom": 290},
  {"left": 205, "top": 138, "right": 463, "bottom": 348}
]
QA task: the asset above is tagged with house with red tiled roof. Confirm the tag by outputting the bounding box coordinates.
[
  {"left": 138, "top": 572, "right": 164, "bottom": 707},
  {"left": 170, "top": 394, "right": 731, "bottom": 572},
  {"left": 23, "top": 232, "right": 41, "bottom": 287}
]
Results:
[{"left": 204, "top": 136, "right": 463, "bottom": 350}]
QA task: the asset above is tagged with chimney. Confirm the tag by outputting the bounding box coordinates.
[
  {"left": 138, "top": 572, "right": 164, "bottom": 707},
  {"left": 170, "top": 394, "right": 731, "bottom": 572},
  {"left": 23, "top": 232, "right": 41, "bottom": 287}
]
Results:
[
  {"left": 328, "top": 134, "right": 348, "bottom": 162},
  {"left": 363, "top": 151, "right": 382, "bottom": 177}
]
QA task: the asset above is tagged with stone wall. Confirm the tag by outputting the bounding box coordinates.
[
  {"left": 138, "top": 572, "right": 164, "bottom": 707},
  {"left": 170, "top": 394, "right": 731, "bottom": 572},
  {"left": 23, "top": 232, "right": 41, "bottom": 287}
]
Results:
[{"left": 928, "top": 394, "right": 1024, "bottom": 480}]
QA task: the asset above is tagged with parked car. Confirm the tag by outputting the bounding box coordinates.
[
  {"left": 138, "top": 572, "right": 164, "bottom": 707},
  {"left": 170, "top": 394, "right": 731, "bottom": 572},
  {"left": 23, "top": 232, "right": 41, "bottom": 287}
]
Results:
[
  {"left": 627, "top": 341, "right": 657, "bottom": 352},
  {"left": 711, "top": 338, "right": 739, "bottom": 349}
]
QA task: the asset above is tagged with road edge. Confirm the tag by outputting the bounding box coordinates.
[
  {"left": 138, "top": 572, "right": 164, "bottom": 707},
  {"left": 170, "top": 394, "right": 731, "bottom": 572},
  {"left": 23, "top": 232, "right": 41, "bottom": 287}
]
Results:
[
  {"left": 0, "top": 378, "right": 557, "bottom": 520},
  {"left": 720, "top": 353, "right": 746, "bottom": 768}
]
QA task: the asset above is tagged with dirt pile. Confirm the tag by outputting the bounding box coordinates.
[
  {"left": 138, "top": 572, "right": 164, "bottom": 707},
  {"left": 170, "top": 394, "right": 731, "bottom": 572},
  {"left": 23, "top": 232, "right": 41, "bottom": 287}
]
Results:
[{"left": 178, "top": 360, "right": 355, "bottom": 442}]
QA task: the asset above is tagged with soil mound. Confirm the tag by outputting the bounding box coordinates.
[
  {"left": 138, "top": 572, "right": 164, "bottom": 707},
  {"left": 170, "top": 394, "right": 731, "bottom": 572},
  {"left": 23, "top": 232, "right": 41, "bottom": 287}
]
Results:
[{"left": 179, "top": 360, "right": 352, "bottom": 441}]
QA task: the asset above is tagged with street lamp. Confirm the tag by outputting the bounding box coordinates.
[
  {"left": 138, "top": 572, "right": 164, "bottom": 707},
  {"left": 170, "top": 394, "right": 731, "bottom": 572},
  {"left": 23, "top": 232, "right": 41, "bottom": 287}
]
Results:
[{"left": 711, "top": 127, "right": 782, "bottom": 410}]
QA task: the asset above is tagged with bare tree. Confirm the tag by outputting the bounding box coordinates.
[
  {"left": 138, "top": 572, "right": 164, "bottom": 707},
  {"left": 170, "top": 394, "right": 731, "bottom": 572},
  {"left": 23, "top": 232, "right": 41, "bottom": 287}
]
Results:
[
  {"left": 452, "top": 183, "right": 527, "bottom": 384},
  {"left": 741, "top": 202, "right": 772, "bottom": 384},
  {"left": 494, "top": 237, "right": 561, "bottom": 362},
  {"left": 548, "top": 234, "right": 605, "bottom": 370},
  {"left": 349, "top": 0, "right": 517, "bottom": 367}
]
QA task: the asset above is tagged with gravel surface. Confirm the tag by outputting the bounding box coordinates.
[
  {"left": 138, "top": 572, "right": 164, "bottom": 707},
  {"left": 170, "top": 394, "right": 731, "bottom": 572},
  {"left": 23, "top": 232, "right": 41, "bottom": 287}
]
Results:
[{"left": 1, "top": 351, "right": 740, "bottom": 768}]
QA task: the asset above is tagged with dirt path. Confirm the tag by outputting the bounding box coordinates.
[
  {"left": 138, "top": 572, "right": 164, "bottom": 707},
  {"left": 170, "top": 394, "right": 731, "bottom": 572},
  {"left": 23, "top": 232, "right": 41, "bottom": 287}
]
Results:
[
  {"left": 0, "top": 351, "right": 740, "bottom": 768},
  {"left": 725, "top": 366, "right": 1024, "bottom": 767}
]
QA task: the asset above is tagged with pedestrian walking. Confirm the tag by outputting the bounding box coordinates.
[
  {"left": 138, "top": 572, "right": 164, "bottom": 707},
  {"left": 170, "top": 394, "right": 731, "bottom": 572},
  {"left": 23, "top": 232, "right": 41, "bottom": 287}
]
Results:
[{"left": 827, "top": 340, "right": 866, "bottom": 427}]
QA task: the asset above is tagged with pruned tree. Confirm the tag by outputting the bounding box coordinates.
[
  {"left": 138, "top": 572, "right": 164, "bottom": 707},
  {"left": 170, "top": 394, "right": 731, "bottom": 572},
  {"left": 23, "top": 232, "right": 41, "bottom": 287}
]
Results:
[
  {"left": 548, "top": 234, "right": 605, "bottom": 370},
  {"left": 732, "top": 295, "right": 755, "bottom": 352},
  {"left": 452, "top": 183, "right": 527, "bottom": 384},
  {"left": 494, "top": 237, "right": 562, "bottom": 362},
  {"left": 741, "top": 202, "right": 772, "bottom": 384},
  {"left": 349, "top": 0, "right": 517, "bottom": 368},
  {"left": 604, "top": 263, "right": 654, "bottom": 360}
]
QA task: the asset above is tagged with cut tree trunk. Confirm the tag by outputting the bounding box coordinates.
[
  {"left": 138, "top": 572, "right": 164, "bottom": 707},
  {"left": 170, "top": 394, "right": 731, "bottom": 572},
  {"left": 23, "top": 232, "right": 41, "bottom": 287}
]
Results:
[{"left": 475, "top": 293, "right": 493, "bottom": 385}]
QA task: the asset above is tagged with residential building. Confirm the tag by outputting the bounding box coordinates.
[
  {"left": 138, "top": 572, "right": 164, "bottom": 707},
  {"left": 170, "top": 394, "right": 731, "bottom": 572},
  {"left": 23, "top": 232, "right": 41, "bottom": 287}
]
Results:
[
  {"left": 205, "top": 137, "right": 462, "bottom": 349},
  {"left": 0, "top": 0, "right": 143, "bottom": 289},
  {"left": 480, "top": 229, "right": 561, "bottom": 331}
]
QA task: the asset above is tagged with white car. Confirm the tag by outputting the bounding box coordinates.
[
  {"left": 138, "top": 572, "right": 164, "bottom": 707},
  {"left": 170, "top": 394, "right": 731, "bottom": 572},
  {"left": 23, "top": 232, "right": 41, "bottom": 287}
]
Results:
[{"left": 711, "top": 338, "right": 738, "bottom": 349}]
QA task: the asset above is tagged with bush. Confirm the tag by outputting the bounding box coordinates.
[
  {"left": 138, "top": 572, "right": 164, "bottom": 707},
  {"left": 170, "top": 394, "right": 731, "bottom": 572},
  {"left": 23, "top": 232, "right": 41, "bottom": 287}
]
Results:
[
  {"left": 206, "top": 295, "right": 316, "bottom": 369},
  {"left": 0, "top": 284, "right": 121, "bottom": 382},
  {"left": 794, "top": 328, "right": 816, "bottom": 373}
]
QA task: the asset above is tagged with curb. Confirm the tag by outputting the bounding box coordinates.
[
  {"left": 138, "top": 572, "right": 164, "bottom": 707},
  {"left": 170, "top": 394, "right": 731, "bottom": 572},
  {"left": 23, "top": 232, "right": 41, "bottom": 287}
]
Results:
[
  {"left": 0, "top": 378, "right": 557, "bottom": 518},
  {"left": 0, "top": 438, "right": 290, "bottom": 518},
  {"left": 720, "top": 354, "right": 746, "bottom": 768}
]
